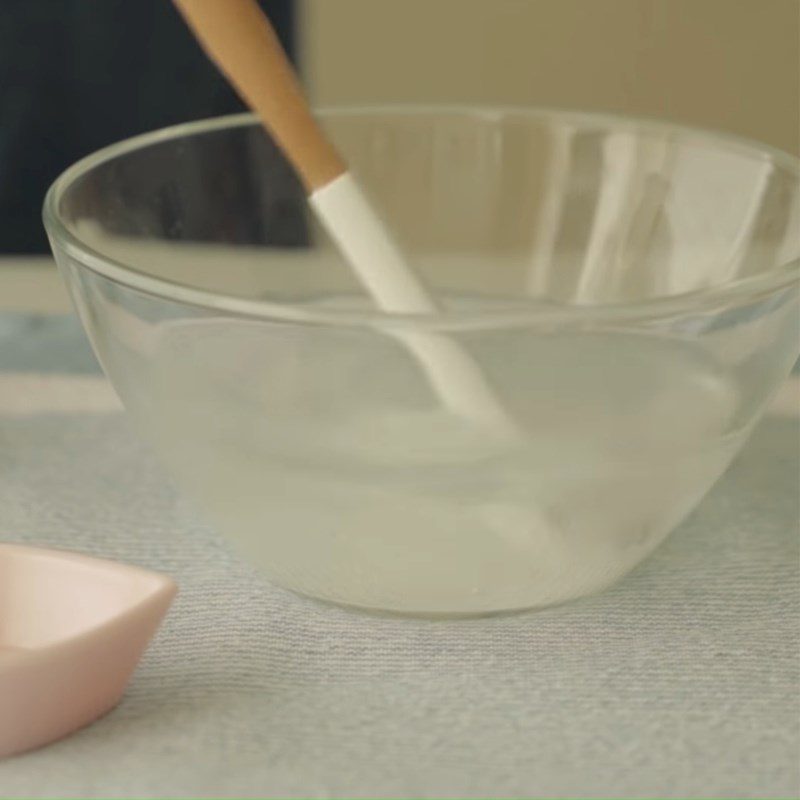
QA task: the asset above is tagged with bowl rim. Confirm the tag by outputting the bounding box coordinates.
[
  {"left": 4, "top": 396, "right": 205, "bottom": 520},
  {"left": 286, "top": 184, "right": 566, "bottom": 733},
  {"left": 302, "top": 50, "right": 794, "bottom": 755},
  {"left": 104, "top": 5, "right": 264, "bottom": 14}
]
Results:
[{"left": 43, "top": 105, "right": 800, "bottom": 331}]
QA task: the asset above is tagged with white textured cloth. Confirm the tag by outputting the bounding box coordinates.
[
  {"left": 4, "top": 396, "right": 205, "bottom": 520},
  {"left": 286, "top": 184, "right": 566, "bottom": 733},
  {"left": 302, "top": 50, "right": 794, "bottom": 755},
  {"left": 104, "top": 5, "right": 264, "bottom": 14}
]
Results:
[{"left": 0, "top": 316, "right": 798, "bottom": 799}]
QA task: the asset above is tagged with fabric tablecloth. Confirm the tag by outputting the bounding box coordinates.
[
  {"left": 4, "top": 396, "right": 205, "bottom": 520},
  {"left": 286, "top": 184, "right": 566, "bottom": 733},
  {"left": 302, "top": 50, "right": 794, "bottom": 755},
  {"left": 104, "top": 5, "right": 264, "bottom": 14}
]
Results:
[{"left": 0, "top": 312, "right": 798, "bottom": 799}]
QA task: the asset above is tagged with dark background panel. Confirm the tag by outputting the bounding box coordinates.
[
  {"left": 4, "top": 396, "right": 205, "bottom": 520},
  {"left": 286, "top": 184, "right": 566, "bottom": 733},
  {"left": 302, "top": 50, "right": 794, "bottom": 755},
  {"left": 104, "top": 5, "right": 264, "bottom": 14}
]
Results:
[{"left": 0, "top": 0, "right": 296, "bottom": 253}]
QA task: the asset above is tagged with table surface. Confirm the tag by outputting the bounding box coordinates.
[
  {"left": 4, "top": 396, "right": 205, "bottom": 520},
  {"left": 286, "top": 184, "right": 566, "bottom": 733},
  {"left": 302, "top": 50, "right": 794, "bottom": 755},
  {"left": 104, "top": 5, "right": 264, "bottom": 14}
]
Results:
[{"left": 0, "top": 258, "right": 798, "bottom": 799}]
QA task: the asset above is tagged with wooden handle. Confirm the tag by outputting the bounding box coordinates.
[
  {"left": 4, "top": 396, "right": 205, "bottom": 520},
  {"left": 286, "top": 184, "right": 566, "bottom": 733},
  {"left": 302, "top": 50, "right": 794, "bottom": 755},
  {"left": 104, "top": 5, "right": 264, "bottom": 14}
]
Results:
[{"left": 173, "top": 0, "right": 346, "bottom": 191}]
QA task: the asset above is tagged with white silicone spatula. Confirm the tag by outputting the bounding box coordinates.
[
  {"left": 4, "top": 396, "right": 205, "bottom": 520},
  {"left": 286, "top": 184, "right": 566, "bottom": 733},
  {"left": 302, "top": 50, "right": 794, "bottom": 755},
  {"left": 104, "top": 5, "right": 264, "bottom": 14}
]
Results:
[{"left": 172, "top": 0, "right": 516, "bottom": 433}]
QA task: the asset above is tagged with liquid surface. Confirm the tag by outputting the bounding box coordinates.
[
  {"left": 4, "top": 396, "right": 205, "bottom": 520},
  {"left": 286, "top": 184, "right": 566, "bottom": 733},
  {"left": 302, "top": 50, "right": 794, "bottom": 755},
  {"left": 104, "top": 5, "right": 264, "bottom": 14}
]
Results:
[{"left": 121, "top": 313, "right": 746, "bottom": 614}]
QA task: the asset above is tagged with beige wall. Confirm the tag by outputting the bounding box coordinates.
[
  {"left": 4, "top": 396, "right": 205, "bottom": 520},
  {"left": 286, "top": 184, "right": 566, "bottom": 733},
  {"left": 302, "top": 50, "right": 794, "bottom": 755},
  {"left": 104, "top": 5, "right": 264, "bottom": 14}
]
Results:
[{"left": 302, "top": 0, "right": 800, "bottom": 155}]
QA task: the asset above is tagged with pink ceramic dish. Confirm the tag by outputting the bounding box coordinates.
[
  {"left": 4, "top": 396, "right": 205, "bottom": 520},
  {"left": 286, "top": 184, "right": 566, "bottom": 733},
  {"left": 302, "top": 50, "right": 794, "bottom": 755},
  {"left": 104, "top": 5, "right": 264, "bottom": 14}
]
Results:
[{"left": 0, "top": 543, "right": 176, "bottom": 758}]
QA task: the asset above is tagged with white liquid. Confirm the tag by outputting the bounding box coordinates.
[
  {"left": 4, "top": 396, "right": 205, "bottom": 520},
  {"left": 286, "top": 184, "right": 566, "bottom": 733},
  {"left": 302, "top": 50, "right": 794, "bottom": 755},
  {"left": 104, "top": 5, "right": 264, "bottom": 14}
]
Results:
[{"left": 124, "top": 316, "right": 745, "bottom": 614}]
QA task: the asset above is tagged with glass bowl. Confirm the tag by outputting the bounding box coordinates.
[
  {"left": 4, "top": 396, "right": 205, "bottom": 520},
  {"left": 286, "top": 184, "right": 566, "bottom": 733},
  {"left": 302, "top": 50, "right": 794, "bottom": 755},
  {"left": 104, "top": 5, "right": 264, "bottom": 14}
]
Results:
[{"left": 44, "top": 108, "right": 800, "bottom": 615}]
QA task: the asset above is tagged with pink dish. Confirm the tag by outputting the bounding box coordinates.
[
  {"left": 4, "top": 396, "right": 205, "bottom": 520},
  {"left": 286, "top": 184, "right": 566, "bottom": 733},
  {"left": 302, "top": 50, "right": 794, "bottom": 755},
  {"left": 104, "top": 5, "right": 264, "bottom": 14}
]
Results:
[{"left": 0, "top": 543, "right": 176, "bottom": 758}]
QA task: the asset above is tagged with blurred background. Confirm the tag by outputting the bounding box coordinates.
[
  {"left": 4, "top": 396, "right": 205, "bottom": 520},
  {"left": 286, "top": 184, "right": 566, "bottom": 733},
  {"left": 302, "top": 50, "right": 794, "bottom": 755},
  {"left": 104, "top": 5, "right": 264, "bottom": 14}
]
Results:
[
  {"left": 1, "top": 0, "right": 798, "bottom": 257},
  {"left": 305, "top": 0, "right": 799, "bottom": 161}
]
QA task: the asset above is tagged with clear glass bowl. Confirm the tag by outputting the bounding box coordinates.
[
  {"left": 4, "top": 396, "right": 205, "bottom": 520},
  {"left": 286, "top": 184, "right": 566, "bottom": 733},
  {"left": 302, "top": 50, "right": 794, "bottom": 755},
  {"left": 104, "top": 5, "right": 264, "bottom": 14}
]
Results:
[{"left": 44, "top": 108, "right": 800, "bottom": 616}]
